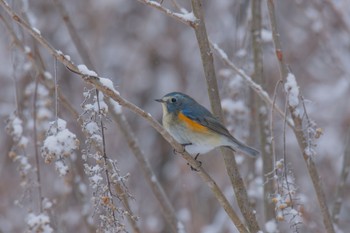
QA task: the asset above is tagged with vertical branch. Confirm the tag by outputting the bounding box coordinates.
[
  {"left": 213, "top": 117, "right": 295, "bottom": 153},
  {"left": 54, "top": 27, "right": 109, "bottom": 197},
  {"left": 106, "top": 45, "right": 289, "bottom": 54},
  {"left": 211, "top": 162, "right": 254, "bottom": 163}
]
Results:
[
  {"left": 266, "top": 1, "right": 335, "bottom": 232},
  {"left": 332, "top": 128, "right": 350, "bottom": 224},
  {"left": 251, "top": 0, "right": 275, "bottom": 222},
  {"left": 190, "top": 0, "right": 260, "bottom": 232}
]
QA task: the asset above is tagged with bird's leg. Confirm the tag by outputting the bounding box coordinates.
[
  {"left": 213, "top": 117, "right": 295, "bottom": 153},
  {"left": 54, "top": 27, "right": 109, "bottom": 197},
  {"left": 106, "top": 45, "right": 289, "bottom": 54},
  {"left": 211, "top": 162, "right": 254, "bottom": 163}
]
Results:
[
  {"left": 173, "top": 143, "right": 192, "bottom": 155},
  {"left": 188, "top": 153, "right": 202, "bottom": 172}
]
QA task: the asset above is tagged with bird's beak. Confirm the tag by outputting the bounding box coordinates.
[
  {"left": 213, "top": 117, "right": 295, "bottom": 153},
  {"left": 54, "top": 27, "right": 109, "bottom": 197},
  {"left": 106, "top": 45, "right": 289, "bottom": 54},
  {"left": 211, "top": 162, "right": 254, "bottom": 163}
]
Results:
[{"left": 155, "top": 98, "right": 165, "bottom": 103}]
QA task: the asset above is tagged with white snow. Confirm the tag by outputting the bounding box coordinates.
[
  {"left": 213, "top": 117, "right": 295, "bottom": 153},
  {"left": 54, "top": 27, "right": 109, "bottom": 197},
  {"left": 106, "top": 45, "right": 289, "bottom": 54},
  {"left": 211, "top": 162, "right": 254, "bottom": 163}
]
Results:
[
  {"left": 265, "top": 219, "right": 277, "bottom": 233},
  {"left": 89, "top": 174, "right": 103, "bottom": 189},
  {"left": 284, "top": 73, "right": 299, "bottom": 108},
  {"left": 42, "top": 119, "right": 79, "bottom": 163},
  {"left": 43, "top": 71, "right": 53, "bottom": 80},
  {"left": 77, "top": 64, "right": 97, "bottom": 76},
  {"left": 32, "top": 27, "right": 41, "bottom": 35},
  {"left": 84, "top": 122, "right": 99, "bottom": 136},
  {"left": 55, "top": 160, "right": 69, "bottom": 176},
  {"left": 14, "top": 155, "right": 32, "bottom": 172},
  {"left": 99, "top": 77, "right": 118, "bottom": 93},
  {"left": 173, "top": 11, "right": 197, "bottom": 22},
  {"left": 24, "top": 46, "right": 31, "bottom": 53},
  {"left": 261, "top": 29, "right": 273, "bottom": 42},
  {"left": 212, "top": 43, "right": 228, "bottom": 60},
  {"left": 111, "top": 100, "right": 122, "bottom": 113},
  {"left": 12, "top": 117, "right": 23, "bottom": 140},
  {"left": 26, "top": 213, "right": 53, "bottom": 233}
]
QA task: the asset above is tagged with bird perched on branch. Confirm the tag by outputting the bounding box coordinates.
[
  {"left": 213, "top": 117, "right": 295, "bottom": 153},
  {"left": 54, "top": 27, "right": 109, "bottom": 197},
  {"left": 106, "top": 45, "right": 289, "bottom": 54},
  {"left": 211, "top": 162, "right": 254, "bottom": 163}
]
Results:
[{"left": 156, "top": 92, "right": 259, "bottom": 160}]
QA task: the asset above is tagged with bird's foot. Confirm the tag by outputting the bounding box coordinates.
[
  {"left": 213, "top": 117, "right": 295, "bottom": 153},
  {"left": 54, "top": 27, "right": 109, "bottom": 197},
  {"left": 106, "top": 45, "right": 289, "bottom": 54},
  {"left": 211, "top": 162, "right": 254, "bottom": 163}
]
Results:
[
  {"left": 173, "top": 143, "right": 192, "bottom": 155},
  {"left": 188, "top": 153, "right": 202, "bottom": 172}
]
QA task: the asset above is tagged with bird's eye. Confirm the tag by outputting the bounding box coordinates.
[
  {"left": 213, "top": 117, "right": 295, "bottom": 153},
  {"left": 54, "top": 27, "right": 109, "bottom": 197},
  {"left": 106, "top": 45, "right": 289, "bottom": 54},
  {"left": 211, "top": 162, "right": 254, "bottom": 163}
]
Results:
[{"left": 171, "top": 97, "right": 177, "bottom": 103}]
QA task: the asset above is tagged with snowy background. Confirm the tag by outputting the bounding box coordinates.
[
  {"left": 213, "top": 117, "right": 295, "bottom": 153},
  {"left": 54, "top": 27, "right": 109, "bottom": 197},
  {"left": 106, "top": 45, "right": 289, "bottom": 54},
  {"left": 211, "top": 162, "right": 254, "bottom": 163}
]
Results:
[{"left": 1, "top": 0, "right": 350, "bottom": 232}]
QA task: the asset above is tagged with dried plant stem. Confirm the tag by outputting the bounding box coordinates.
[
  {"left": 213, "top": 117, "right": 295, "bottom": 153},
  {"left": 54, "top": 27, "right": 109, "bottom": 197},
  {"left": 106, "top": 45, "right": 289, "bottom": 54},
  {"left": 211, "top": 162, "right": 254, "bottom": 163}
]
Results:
[
  {"left": 267, "top": 1, "right": 335, "bottom": 232},
  {"left": 190, "top": 0, "right": 260, "bottom": 232},
  {"left": 332, "top": 128, "right": 350, "bottom": 224}
]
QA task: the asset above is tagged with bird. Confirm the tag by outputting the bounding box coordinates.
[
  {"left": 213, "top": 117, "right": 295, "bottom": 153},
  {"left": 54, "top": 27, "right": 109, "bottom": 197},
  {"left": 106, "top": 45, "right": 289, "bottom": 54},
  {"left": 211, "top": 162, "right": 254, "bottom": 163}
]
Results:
[{"left": 155, "top": 92, "right": 259, "bottom": 158}]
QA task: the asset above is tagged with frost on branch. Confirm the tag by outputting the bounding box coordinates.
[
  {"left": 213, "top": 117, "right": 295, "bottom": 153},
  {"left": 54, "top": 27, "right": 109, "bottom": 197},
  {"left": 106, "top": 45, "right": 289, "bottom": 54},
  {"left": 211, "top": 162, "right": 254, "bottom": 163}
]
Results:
[
  {"left": 80, "top": 89, "right": 133, "bottom": 232},
  {"left": 41, "top": 118, "right": 79, "bottom": 176},
  {"left": 271, "top": 159, "right": 303, "bottom": 232},
  {"left": 6, "top": 114, "right": 32, "bottom": 181}
]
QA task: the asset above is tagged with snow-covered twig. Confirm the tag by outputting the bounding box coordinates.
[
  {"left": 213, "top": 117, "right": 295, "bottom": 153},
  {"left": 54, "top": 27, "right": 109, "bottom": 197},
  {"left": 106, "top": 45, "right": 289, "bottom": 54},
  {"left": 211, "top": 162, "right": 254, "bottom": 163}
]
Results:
[{"left": 138, "top": 0, "right": 199, "bottom": 27}]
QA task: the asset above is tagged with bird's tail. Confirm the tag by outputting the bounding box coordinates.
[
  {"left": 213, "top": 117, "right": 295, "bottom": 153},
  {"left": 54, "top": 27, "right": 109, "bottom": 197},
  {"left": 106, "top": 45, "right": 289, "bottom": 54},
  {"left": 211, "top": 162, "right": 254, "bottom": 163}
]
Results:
[{"left": 229, "top": 139, "right": 260, "bottom": 157}]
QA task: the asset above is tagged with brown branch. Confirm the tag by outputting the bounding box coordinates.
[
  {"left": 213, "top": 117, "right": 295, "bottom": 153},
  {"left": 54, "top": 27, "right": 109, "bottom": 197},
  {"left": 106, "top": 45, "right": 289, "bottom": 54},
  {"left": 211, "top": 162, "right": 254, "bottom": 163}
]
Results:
[
  {"left": 267, "top": 1, "right": 335, "bottom": 232},
  {"left": 0, "top": 1, "right": 247, "bottom": 231},
  {"left": 190, "top": 0, "right": 260, "bottom": 232},
  {"left": 251, "top": 0, "right": 275, "bottom": 222}
]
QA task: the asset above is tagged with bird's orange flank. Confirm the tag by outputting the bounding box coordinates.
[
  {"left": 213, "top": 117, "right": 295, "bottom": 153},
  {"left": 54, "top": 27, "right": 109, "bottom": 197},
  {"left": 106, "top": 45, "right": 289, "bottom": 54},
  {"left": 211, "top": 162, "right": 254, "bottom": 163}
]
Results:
[{"left": 178, "top": 112, "right": 208, "bottom": 133}]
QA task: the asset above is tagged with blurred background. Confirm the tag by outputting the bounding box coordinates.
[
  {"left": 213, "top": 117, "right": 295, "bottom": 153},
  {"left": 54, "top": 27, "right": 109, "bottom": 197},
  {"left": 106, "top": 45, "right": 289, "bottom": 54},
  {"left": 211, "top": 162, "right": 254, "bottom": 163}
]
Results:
[{"left": 1, "top": 0, "right": 350, "bottom": 232}]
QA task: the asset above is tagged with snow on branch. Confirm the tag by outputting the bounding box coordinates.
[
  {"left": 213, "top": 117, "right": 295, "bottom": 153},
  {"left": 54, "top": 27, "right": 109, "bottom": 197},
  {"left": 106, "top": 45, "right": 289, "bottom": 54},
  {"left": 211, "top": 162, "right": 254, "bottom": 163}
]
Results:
[
  {"left": 284, "top": 73, "right": 300, "bottom": 109},
  {"left": 138, "top": 0, "right": 199, "bottom": 27}
]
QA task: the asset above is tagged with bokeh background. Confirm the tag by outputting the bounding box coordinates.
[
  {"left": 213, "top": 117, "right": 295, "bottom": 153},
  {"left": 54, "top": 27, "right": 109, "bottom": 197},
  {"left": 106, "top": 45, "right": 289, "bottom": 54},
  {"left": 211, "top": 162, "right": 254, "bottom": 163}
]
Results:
[{"left": 1, "top": 0, "right": 350, "bottom": 232}]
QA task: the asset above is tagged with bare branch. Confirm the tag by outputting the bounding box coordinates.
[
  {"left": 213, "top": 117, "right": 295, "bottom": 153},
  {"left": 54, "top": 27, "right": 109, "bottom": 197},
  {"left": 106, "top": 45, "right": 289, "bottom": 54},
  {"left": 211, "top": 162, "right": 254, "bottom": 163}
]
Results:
[{"left": 251, "top": 0, "right": 275, "bottom": 222}]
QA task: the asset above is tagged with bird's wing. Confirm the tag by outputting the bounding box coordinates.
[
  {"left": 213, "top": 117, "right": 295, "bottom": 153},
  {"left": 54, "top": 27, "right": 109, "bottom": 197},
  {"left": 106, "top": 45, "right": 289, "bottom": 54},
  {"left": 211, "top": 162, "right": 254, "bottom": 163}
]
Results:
[{"left": 181, "top": 106, "right": 233, "bottom": 140}]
